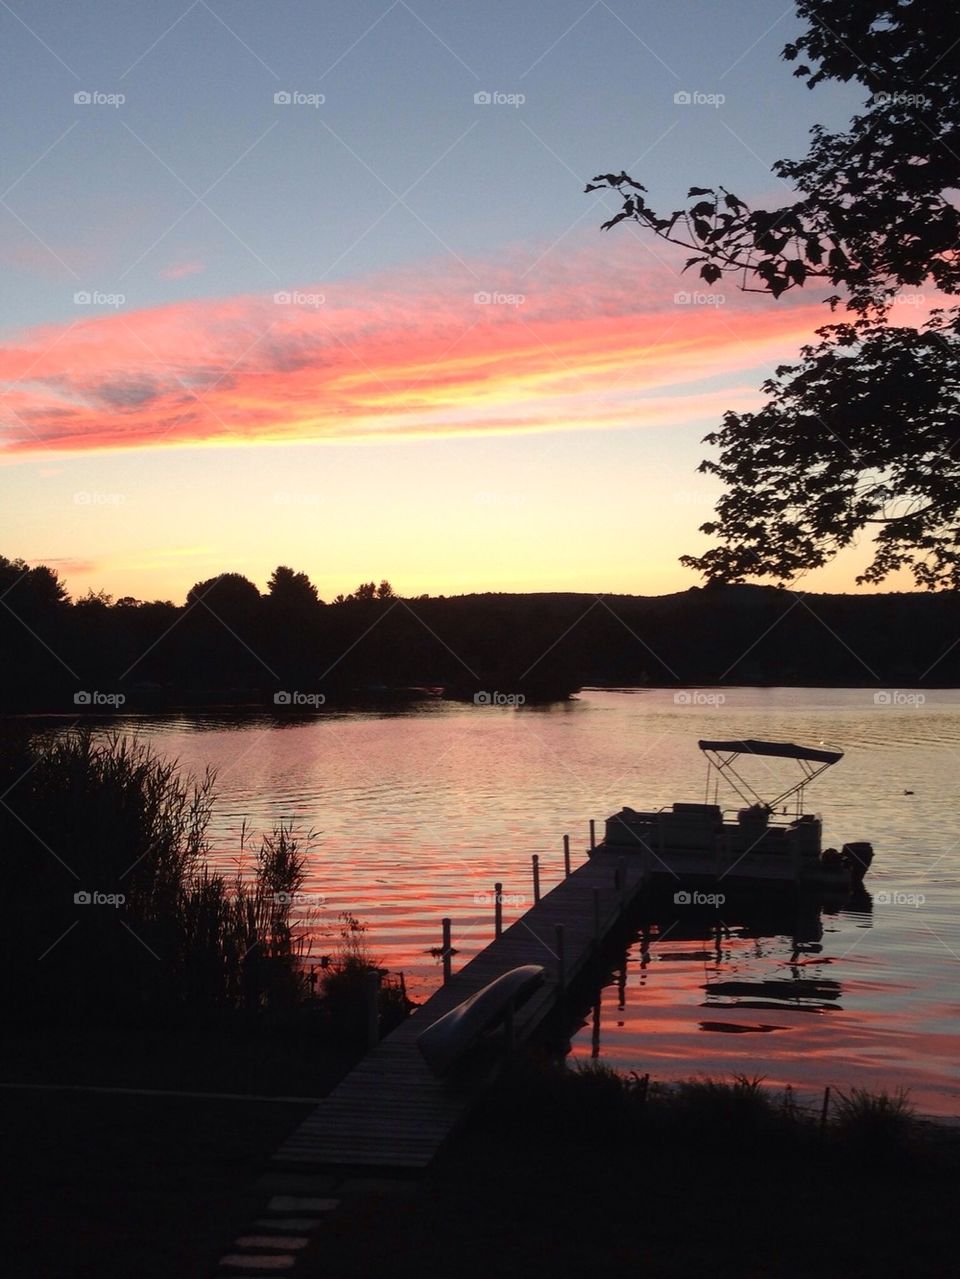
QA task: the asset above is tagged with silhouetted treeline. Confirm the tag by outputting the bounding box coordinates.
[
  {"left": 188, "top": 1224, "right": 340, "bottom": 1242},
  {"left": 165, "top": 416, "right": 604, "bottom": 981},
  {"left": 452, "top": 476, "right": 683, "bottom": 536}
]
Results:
[{"left": 1, "top": 554, "right": 959, "bottom": 712}]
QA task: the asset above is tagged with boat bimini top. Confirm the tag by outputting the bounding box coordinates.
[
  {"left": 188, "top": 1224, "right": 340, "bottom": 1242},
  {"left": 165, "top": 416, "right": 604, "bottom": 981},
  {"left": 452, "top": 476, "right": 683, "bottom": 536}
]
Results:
[{"left": 698, "top": 739, "right": 844, "bottom": 817}]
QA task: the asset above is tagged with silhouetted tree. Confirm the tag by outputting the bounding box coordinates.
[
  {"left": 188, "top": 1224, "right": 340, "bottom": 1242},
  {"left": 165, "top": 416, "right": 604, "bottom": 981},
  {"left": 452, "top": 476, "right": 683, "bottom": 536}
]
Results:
[
  {"left": 678, "top": 318, "right": 960, "bottom": 587},
  {"left": 267, "top": 565, "right": 321, "bottom": 609},
  {"left": 589, "top": 1, "right": 960, "bottom": 586},
  {"left": 0, "top": 555, "right": 69, "bottom": 609},
  {"left": 591, "top": 2, "right": 959, "bottom": 311},
  {"left": 186, "top": 573, "right": 261, "bottom": 620},
  {"left": 376, "top": 579, "right": 395, "bottom": 599},
  {"left": 75, "top": 589, "right": 113, "bottom": 611}
]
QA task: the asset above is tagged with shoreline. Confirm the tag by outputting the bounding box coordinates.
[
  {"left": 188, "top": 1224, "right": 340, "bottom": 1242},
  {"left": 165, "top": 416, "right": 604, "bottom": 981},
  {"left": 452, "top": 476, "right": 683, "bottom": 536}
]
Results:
[{"left": 5, "top": 680, "right": 960, "bottom": 719}]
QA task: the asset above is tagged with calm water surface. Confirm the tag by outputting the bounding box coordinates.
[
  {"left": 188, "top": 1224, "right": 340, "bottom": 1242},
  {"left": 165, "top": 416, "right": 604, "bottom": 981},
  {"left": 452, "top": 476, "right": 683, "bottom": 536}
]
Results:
[{"left": 91, "top": 689, "right": 960, "bottom": 1114}]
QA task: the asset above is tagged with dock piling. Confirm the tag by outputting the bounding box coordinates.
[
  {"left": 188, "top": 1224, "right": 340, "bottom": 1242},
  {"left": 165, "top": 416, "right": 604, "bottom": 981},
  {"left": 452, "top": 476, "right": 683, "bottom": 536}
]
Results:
[
  {"left": 441, "top": 917, "right": 452, "bottom": 983},
  {"left": 532, "top": 854, "right": 541, "bottom": 903},
  {"left": 589, "top": 818, "right": 596, "bottom": 851},
  {"left": 563, "top": 834, "right": 571, "bottom": 877},
  {"left": 365, "top": 969, "right": 381, "bottom": 1049},
  {"left": 494, "top": 882, "right": 503, "bottom": 938}
]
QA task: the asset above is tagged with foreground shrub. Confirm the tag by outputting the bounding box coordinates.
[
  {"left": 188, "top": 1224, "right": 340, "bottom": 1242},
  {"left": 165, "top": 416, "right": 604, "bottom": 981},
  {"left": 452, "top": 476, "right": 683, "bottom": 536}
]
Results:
[
  {"left": 481, "top": 1061, "right": 929, "bottom": 1164},
  {"left": 318, "top": 914, "right": 413, "bottom": 1041},
  {"left": 831, "top": 1085, "right": 915, "bottom": 1152},
  {"left": 0, "top": 729, "right": 311, "bottom": 1025}
]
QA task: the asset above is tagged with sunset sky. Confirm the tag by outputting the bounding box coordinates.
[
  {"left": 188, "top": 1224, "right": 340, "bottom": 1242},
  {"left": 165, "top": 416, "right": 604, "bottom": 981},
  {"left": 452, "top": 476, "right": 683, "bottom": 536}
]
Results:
[{"left": 0, "top": 1, "right": 907, "bottom": 601}]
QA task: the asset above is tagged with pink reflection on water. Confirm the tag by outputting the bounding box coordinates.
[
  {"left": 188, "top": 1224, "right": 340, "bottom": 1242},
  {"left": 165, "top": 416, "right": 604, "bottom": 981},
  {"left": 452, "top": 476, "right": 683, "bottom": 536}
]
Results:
[
  {"left": 568, "top": 906, "right": 960, "bottom": 1115},
  {"left": 86, "top": 689, "right": 960, "bottom": 1116}
]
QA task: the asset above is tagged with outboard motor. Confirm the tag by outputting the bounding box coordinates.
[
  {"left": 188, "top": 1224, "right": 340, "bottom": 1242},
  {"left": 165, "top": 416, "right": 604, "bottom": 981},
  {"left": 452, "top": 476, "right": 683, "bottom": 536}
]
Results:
[{"left": 840, "top": 841, "right": 874, "bottom": 884}]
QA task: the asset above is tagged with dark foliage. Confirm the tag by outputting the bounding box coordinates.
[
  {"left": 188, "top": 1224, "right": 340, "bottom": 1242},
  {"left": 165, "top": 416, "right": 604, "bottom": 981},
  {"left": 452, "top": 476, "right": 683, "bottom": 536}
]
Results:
[
  {"left": 0, "top": 729, "right": 312, "bottom": 1027},
  {"left": 1, "top": 561, "right": 958, "bottom": 712},
  {"left": 588, "top": 2, "right": 960, "bottom": 587}
]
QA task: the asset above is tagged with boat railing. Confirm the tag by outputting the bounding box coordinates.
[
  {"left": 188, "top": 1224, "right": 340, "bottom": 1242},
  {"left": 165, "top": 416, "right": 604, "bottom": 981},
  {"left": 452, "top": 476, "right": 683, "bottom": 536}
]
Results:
[
  {"left": 633, "top": 805, "right": 818, "bottom": 828},
  {"left": 719, "top": 808, "right": 819, "bottom": 828}
]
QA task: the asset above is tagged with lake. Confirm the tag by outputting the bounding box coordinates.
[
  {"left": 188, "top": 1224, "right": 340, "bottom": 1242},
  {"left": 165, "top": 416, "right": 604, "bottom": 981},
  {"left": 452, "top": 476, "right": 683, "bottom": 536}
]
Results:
[{"left": 82, "top": 688, "right": 960, "bottom": 1115}]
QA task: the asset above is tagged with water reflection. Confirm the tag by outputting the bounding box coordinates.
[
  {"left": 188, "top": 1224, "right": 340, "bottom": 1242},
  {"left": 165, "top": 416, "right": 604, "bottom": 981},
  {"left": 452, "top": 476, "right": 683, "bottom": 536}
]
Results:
[
  {"left": 580, "top": 889, "right": 874, "bottom": 1059},
  {"left": 34, "top": 687, "right": 960, "bottom": 1113}
]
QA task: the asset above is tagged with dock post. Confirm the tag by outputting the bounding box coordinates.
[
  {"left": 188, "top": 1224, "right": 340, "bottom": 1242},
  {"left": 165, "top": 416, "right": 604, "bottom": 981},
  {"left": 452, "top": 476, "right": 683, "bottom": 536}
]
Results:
[
  {"left": 494, "top": 882, "right": 503, "bottom": 938},
  {"left": 365, "top": 969, "right": 381, "bottom": 1049},
  {"left": 555, "top": 923, "right": 566, "bottom": 990},
  {"left": 563, "top": 834, "right": 571, "bottom": 877},
  {"left": 532, "top": 854, "right": 541, "bottom": 904},
  {"left": 592, "top": 887, "right": 601, "bottom": 947},
  {"left": 589, "top": 819, "right": 596, "bottom": 851},
  {"left": 441, "top": 917, "right": 452, "bottom": 983}
]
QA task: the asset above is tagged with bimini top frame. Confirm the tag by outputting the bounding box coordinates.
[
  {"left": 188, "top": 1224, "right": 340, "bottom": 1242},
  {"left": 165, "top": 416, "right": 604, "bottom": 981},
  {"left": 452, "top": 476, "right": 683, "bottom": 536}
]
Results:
[{"left": 698, "top": 739, "right": 844, "bottom": 817}]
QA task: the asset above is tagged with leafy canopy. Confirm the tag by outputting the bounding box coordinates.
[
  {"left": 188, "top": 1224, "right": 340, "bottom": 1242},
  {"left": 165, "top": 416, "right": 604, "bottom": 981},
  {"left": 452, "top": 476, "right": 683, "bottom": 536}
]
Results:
[{"left": 588, "top": 1, "right": 960, "bottom": 587}]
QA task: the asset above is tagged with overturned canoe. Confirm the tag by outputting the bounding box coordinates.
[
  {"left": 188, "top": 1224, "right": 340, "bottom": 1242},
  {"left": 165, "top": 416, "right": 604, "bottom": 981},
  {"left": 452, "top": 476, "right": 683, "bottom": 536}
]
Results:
[{"left": 417, "top": 964, "right": 546, "bottom": 1077}]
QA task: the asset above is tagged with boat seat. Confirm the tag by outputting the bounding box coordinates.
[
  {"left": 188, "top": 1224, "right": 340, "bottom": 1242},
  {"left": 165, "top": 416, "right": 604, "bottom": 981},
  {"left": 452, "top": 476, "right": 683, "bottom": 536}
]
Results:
[
  {"left": 672, "top": 803, "right": 723, "bottom": 820},
  {"left": 605, "top": 809, "right": 658, "bottom": 845}
]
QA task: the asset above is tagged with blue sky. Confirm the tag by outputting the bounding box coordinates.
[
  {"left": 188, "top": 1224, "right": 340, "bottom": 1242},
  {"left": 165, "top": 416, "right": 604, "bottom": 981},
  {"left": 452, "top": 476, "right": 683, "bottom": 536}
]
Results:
[{"left": 1, "top": 2, "right": 881, "bottom": 601}]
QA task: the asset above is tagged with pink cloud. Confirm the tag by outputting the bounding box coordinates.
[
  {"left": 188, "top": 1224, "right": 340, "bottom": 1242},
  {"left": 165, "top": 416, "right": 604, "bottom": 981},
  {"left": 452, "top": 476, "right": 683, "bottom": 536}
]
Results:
[
  {"left": 0, "top": 237, "right": 837, "bottom": 458},
  {"left": 159, "top": 260, "right": 206, "bottom": 281}
]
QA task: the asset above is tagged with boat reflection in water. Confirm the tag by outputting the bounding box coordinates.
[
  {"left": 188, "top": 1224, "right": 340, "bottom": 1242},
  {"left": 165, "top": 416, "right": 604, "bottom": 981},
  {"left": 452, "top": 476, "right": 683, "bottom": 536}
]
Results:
[{"left": 572, "top": 884, "right": 874, "bottom": 1070}]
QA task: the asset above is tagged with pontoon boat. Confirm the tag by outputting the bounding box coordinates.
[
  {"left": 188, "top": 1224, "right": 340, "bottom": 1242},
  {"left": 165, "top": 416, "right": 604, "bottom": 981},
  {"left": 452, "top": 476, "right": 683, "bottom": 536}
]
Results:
[{"left": 598, "top": 739, "right": 873, "bottom": 891}]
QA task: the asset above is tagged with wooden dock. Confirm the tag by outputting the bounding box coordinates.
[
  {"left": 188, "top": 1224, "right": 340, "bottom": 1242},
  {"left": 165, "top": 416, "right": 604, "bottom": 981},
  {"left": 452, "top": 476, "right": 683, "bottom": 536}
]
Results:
[{"left": 273, "top": 845, "right": 649, "bottom": 1173}]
